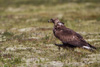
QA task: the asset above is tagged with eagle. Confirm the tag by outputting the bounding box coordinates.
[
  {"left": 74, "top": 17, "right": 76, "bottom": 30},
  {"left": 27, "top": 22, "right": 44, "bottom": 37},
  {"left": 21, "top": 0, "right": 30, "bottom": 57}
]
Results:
[{"left": 48, "top": 18, "right": 96, "bottom": 50}]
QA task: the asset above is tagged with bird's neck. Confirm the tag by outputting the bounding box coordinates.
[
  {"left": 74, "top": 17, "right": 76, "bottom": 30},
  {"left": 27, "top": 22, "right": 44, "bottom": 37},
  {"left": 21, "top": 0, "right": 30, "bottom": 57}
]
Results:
[{"left": 54, "top": 24, "right": 65, "bottom": 30}]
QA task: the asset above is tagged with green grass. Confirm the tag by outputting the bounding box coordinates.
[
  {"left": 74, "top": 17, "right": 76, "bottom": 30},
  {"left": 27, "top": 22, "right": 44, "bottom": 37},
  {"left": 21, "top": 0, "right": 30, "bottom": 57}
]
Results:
[{"left": 0, "top": 1, "right": 100, "bottom": 67}]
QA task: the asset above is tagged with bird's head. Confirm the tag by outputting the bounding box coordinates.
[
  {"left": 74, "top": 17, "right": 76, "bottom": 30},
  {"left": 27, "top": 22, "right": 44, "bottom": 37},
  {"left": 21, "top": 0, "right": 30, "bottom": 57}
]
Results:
[
  {"left": 48, "top": 18, "right": 64, "bottom": 26},
  {"left": 48, "top": 18, "right": 60, "bottom": 23}
]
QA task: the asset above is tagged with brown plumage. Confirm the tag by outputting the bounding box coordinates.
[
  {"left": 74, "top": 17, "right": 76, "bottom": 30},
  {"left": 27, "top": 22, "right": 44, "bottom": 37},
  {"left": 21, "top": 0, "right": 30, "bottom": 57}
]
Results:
[{"left": 48, "top": 18, "right": 96, "bottom": 50}]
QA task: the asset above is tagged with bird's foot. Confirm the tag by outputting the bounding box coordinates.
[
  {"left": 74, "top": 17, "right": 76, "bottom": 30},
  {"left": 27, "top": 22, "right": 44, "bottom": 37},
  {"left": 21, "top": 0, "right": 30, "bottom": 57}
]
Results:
[{"left": 54, "top": 44, "right": 63, "bottom": 47}]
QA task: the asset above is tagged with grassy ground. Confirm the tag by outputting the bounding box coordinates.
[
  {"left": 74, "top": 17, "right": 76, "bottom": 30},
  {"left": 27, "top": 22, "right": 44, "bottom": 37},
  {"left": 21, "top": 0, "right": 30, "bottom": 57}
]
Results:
[{"left": 0, "top": 1, "right": 100, "bottom": 67}]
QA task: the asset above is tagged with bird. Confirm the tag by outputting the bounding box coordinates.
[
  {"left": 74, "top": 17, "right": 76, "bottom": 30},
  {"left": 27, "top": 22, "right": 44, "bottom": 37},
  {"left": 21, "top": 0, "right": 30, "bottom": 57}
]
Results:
[{"left": 48, "top": 18, "right": 96, "bottom": 50}]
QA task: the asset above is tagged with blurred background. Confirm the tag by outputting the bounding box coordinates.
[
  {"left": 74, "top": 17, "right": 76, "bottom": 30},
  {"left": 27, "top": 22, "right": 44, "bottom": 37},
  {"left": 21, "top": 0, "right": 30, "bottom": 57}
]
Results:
[
  {"left": 0, "top": 0, "right": 100, "bottom": 31},
  {"left": 0, "top": 0, "right": 100, "bottom": 67}
]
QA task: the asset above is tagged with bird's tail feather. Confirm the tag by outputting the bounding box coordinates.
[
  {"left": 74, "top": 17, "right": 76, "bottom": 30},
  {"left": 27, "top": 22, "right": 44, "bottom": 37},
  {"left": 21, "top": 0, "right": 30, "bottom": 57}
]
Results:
[
  {"left": 89, "top": 44, "right": 96, "bottom": 49},
  {"left": 83, "top": 46, "right": 91, "bottom": 50},
  {"left": 83, "top": 44, "right": 96, "bottom": 50}
]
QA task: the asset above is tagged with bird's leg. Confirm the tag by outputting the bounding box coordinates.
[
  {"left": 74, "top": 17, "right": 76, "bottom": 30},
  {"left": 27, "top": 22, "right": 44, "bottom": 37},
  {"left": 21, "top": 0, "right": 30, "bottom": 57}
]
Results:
[
  {"left": 58, "top": 46, "right": 61, "bottom": 51},
  {"left": 54, "top": 44, "right": 64, "bottom": 51},
  {"left": 55, "top": 44, "right": 62, "bottom": 55}
]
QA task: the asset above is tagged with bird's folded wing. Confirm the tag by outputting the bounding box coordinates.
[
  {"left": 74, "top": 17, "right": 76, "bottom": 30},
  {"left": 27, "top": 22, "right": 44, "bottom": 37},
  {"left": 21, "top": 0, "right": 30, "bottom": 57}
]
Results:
[{"left": 60, "top": 30, "right": 87, "bottom": 47}]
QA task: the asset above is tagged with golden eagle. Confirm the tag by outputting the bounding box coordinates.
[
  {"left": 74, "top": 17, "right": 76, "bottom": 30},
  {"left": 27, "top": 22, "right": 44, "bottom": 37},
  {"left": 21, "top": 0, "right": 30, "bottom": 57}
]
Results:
[{"left": 48, "top": 18, "right": 96, "bottom": 50}]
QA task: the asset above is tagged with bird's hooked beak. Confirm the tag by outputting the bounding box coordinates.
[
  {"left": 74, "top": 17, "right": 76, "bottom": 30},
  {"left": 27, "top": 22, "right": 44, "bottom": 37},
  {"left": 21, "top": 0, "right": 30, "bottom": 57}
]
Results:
[
  {"left": 48, "top": 19, "right": 54, "bottom": 23},
  {"left": 48, "top": 20, "right": 51, "bottom": 22}
]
